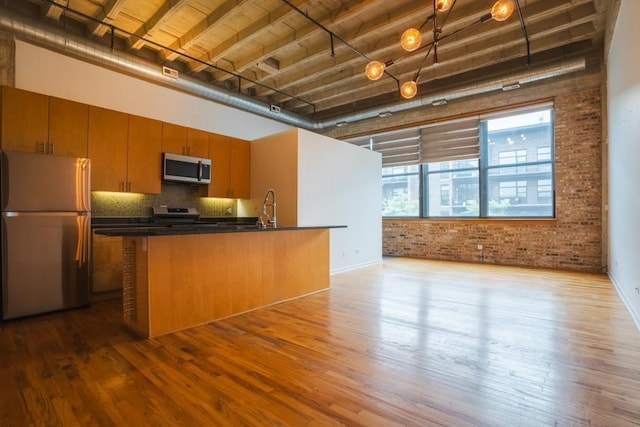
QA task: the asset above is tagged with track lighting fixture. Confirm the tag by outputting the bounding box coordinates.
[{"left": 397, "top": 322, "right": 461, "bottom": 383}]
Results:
[{"left": 365, "top": 0, "right": 516, "bottom": 100}]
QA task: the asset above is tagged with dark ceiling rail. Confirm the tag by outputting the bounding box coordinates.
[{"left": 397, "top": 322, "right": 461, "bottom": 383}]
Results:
[
  {"left": 280, "top": 0, "right": 401, "bottom": 87},
  {"left": 515, "top": 0, "right": 531, "bottom": 67},
  {"left": 40, "top": 0, "right": 317, "bottom": 110}
]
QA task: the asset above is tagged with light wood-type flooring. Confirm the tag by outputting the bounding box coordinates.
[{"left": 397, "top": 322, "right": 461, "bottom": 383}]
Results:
[{"left": 1, "top": 258, "right": 640, "bottom": 426}]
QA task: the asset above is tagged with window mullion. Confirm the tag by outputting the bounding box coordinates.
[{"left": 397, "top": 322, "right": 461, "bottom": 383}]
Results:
[
  {"left": 420, "top": 164, "right": 426, "bottom": 217},
  {"left": 479, "top": 121, "right": 489, "bottom": 218}
]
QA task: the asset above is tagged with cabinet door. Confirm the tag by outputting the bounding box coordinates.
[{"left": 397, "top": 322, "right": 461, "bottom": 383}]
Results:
[
  {"left": 208, "top": 134, "right": 231, "bottom": 198},
  {"left": 92, "top": 234, "right": 123, "bottom": 293},
  {"left": 88, "top": 106, "right": 128, "bottom": 192},
  {"left": 186, "top": 128, "right": 210, "bottom": 158},
  {"left": 48, "top": 97, "right": 89, "bottom": 157},
  {"left": 161, "top": 122, "right": 187, "bottom": 155},
  {"left": 229, "top": 138, "right": 251, "bottom": 199},
  {"left": 0, "top": 87, "right": 48, "bottom": 153},
  {"left": 128, "top": 115, "right": 162, "bottom": 194}
]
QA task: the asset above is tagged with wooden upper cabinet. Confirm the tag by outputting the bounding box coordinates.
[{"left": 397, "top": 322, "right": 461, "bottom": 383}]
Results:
[
  {"left": 186, "top": 128, "right": 209, "bottom": 158},
  {"left": 162, "top": 123, "right": 210, "bottom": 159},
  {"left": 208, "top": 133, "right": 231, "bottom": 198},
  {"left": 208, "top": 134, "right": 250, "bottom": 199},
  {"left": 89, "top": 109, "right": 162, "bottom": 194},
  {"left": 127, "top": 115, "right": 162, "bottom": 194},
  {"left": 0, "top": 87, "right": 88, "bottom": 157},
  {"left": 229, "top": 137, "right": 250, "bottom": 199},
  {"left": 48, "top": 97, "right": 89, "bottom": 157},
  {"left": 88, "top": 106, "right": 129, "bottom": 192},
  {"left": 0, "top": 86, "right": 48, "bottom": 153},
  {"left": 161, "top": 122, "right": 187, "bottom": 155}
]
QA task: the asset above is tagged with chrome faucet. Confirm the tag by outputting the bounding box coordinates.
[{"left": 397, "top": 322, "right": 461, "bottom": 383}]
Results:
[{"left": 262, "top": 188, "right": 277, "bottom": 228}]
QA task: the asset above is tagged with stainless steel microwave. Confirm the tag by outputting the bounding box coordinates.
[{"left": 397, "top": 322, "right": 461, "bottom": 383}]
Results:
[{"left": 162, "top": 152, "right": 211, "bottom": 184}]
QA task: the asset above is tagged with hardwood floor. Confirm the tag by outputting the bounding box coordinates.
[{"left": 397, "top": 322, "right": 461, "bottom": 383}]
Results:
[{"left": 1, "top": 258, "right": 640, "bottom": 426}]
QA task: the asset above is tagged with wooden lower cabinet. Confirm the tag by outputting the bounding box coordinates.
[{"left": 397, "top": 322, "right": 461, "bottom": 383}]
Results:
[
  {"left": 91, "top": 233, "right": 123, "bottom": 294},
  {"left": 120, "top": 229, "right": 330, "bottom": 338}
]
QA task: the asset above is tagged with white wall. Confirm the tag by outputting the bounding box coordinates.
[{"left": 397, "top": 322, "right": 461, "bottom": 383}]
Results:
[
  {"left": 297, "top": 128, "right": 382, "bottom": 273},
  {"left": 607, "top": 0, "right": 640, "bottom": 328},
  {"left": 250, "top": 128, "right": 382, "bottom": 273},
  {"left": 14, "top": 40, "right": 289, "bottom": 140}
]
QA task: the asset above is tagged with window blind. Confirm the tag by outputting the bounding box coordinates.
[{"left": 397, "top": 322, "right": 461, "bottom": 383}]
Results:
[
  {"left": 347, "top": 128, "right": 421, "bottom": 167},
  {"left": 420, "top": 116, "right": 480, "bottom": 163}
]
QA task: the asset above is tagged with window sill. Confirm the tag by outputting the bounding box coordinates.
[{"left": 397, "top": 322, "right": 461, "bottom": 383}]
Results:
[{"left": 383, "top": 217, "right": 557, "bottom": 225}]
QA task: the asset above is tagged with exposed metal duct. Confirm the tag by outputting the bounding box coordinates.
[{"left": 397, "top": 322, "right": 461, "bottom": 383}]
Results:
[
  {"left": 0, "top": 6, "right": 586, "bottom": 132},
  {"left": 0, "top": 6, "right": 316, "bottom": 129},
  {"left": 321, "top": 57, "right": 587, "bottom": 128}
]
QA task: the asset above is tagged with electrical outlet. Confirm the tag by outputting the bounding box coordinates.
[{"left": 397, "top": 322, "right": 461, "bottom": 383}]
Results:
[{"left": 477, "top": 244, "right": 483, "bottom": 250}]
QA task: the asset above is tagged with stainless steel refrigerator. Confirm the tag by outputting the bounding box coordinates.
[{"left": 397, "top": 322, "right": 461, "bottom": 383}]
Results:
[{"left": 1, "top": 150, "right": 91, "bottom": 319}]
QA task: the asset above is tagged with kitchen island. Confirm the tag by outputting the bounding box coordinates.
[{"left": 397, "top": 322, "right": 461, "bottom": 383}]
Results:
[{"left": 96, "top": 225, "right": 339, "bottom": 338}]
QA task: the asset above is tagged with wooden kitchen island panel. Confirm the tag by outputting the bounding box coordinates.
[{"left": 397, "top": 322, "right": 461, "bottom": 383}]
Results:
[{"left": 122, "top": 228, "right": 330, "bottom": 338}]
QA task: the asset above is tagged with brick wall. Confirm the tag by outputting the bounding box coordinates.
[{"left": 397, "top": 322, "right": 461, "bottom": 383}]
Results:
[{"left": 382, "top": 86, "right": 603, "bottom": 273}]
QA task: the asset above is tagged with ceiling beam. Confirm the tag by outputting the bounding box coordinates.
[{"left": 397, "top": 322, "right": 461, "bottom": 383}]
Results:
[
  {"left": 90, "top": 0, "right": 127, "bottom": 37},
  {"left": 129, "top": 0, "right": 188, "bottom": 50},
  {"left": 208, "top": 0, "right": 390, "bottom": 83},
  {"left": 187, "top": 0, "right": 310, "bottom": 74},
  {"left": 162, "top": 0, "right": 245, "bottom": 62},
  {"left": 43, "top": 0, "right": 67, "bottom": 20}
]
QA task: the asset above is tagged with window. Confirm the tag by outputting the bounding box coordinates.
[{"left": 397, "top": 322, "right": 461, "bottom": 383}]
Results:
[
  {"left": 482, "top": 108, "right": 554, "bottom": 217},
  {"left": 424, "top": 159, "right": 479, "bottom": 217},
  {"left": 440, "top": 184, "right": 450, "bottom": 205},
  {"left": 537, "top": 179, "right": 552, "bottom": 204},
  {"left": 351, "top": 104, "right": 555, "bottom": 218},
  {"left": 382, "top": 165, "right": 420, "bottom": 216}
]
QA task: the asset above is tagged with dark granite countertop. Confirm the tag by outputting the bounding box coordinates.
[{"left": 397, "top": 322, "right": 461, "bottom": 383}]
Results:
[
  {"left": 92, "top": 216, "right": 259, "bottom": 228},
  {"left": 94, "top": 224, "right": 346, "bottom": 237}
]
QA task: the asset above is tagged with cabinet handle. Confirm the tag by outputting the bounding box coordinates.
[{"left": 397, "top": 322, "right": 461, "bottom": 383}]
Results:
[
  {"left": 40, "top": 142, "right": 46, "bottom": 154},
  {"left": 120, "top": 182, "right": 125, "bottom": 192},
  {"left": 127, "top": 182, "right": 132, "bottom": 192},
  {"left": 48, "top": 142, "right": 54, "bottom": 155}
]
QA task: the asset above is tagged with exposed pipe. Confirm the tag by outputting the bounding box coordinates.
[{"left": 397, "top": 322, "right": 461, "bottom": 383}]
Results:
[
  {"left": 0, "top": 6, "right": 317, "bottom": 130},
  {"left": 0, "top": 6, "right": 586, "bottom": 132},
  {"left": 328, "top": 57, "right": 587, "bottom": 127}
]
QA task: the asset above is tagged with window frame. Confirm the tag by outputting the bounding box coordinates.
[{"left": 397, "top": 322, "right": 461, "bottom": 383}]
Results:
[{"left": 375, "top": 104, "right": 555, "bottom": 219}]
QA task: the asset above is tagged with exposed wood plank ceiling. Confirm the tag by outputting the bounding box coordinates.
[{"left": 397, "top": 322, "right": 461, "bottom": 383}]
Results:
[{"left": 6, "top": 0, "right": 608, "bottom": 122}]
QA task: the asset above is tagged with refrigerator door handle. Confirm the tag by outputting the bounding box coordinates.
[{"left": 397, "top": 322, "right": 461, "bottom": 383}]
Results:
[{"left": 1, "top": 211, "right": 90, "bottom": 265}]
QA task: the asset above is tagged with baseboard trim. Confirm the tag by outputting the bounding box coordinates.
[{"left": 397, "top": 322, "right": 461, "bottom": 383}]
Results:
[
  {"left": 331, "top": 258, "right": 382, "bottom": 275},
  {"left": 609, "top": 272, "right": 640, "bottom": 332}
]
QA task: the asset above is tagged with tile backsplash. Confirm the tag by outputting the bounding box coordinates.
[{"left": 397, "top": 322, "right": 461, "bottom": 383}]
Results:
[{"left": 92, "top": 183, "right": 236, "bottom": 217}]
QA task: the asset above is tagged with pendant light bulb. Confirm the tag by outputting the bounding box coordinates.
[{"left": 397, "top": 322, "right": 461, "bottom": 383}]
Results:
[
  {"left": 491, "top": 0, "right": 515, "bottom": 22},
  {"left": 435, "top": 0, "right": 454, "bottom": 12},
  {"left": 400, "top": 81, "right": 418, "bottom": 99},
  {"left": 365, "top": 60, "right": 386, "bottom": 81},
  {"left": 401, "top": 28, "right": 422, "bottom": 52}
]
